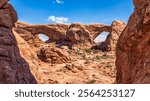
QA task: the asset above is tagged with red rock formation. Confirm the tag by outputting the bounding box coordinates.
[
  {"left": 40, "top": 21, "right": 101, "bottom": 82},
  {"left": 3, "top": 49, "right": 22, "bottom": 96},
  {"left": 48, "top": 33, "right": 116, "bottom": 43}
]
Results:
[
  {"left": 14, "top": 22, "right": 112, "bottom": 43},
  {"left": 0, "top": 0, "right": 37, "bottom": 83},
  {"left": 116, "top": 0, "right": 150, "bottom": 84},
  {"left": 14, "top": 21, "right": 125, "bottom": 50},
  {"left": 0, "top": 0, "right": 9, "bottom": 8}
]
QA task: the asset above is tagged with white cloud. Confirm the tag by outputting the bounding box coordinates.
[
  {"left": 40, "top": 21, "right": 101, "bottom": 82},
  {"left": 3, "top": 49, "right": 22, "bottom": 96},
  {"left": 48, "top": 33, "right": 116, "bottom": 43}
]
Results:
[
  {"left": 47, "top": 16, "right": 69, "bottom": 23},
  {"left": 53, "top": 0, "right": 64, "bottom": 4}
]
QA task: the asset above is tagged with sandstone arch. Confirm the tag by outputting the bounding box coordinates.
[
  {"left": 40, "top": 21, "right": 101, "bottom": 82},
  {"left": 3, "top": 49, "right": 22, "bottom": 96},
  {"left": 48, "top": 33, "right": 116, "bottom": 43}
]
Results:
[
  {"left": 14, "top": 22, "right": 69, "bottom": 42},
  {"left": 14, "top": 21, "right": 125, "bottom": 51},
  {"left": 14, "top": 22, "right": 112, "bottom": 42},
  {"left": 84, "top": 24, "right": 111, "bottom": 40},
  {"left": 92, "top": 21, "right": 126, "bottom": 51}
]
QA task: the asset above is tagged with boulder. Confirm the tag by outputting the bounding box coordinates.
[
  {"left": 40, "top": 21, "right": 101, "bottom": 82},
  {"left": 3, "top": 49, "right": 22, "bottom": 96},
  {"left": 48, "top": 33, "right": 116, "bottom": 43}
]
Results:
[
  {"left": 37, "top": 46, "right": 71, "bottom": 64},
  {"left": 66, "top": 23, "right": 93, "bottom": 44}
]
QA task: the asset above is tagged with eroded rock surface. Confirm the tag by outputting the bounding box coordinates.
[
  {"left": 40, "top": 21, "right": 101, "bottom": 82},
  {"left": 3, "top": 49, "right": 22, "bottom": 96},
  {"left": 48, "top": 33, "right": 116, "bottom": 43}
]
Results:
[
  {"left": 0, "top": 0, "right": 37, "bottom": 83},
  {"left": 116, "top": 0, "right": 150, "bottom": 84}
]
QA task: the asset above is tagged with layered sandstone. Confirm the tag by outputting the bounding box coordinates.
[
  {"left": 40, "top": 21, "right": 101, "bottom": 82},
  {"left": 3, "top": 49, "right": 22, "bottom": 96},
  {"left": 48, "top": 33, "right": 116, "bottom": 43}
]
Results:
[
  {"left": 0, "top": 0, "right": 37, "bottom": 83},
  {"left": 116, "top": 0, "right": 150, "bottom": 84}
]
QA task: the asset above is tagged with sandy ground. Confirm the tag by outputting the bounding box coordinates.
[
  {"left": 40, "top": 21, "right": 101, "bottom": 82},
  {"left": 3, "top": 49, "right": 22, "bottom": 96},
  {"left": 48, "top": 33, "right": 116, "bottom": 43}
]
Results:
[{"left": 37, "top": 47, "right": 116, "bottom": 84}]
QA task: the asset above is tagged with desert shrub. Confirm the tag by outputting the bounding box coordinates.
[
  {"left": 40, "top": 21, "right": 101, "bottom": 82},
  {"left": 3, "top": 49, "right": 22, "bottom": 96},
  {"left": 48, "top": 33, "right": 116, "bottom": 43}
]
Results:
[
  {"left": 86, "top": 79, "right": 96, "bottom": 84},
  {"left": 100, "top": 55, "right": 109, "bottom": 59},
  {"left": 92, "top": 49, "right": 101, "bottom": 54},
  {"left": 84, "top": 48, "right": 101, "bottom": 54},
  {"left": 106, "top": 63, "right": 112, "bottom": 68},
  {"left": 85, "top": 48, "right": 92, "bottom": 54},
  {"left": 96, "top": 55, "right": 101, "bottom": 60},
  {"left": 67, "top": 49, "right": 72, "bottom": 54}
]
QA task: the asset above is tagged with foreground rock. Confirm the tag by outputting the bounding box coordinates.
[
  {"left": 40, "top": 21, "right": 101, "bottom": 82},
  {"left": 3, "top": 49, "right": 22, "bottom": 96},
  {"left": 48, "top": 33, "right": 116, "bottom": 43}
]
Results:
[
  {"left": 116, "top": 0, "right": 150, "bottom": 84},
  {"left": 0, "top": 0, "right": 37, "bottom": 83},
  {"left": 0, "top": 0, "right": 9, "bottom": 8}
]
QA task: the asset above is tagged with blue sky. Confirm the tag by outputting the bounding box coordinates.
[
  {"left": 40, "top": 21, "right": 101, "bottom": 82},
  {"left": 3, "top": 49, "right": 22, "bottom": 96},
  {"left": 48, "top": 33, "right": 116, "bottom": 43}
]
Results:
[{"left": 10, "top": 0, "right": 134, "bottom": 25}]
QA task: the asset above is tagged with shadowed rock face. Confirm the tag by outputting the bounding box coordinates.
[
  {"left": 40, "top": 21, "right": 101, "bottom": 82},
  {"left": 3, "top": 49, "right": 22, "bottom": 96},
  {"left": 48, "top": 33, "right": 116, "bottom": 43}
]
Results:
[
  {"left": 0, "top": 0, "right": 37, "bottom": 83},
  {"left": 14, "top": 21, "right": 125, "bottom": 51},
  {"left": 116, "top": 0, "right": 150, "bottom": 84}
]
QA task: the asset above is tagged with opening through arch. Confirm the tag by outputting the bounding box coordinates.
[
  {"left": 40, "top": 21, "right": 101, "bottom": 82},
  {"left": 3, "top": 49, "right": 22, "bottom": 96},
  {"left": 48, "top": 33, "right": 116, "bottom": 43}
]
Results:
[
  {"left": 38, "top": 33, "right": 49, "bottom": 42},
  {"left": 94, "top": 32, "right": 109, "bottom": 43}
]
